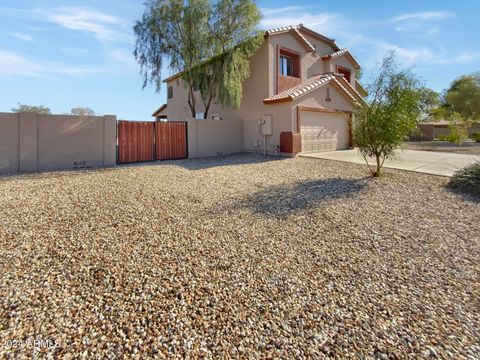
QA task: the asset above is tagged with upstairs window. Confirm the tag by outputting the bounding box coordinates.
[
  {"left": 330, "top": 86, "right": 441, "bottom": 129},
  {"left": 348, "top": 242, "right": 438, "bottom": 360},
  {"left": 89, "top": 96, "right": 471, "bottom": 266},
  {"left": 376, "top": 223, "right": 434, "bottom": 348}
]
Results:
[
  {"left": 336, "top": 66, "right": 351, "bottom": 83},
  {"left": 280, "top": 55, "right": 293, "bottom": 76},
  {"left": 167, "top": 86, "right": 173, "bottom": 99},
  {"left": 278, "top": 47, "right": 300, "bottom": 78}
]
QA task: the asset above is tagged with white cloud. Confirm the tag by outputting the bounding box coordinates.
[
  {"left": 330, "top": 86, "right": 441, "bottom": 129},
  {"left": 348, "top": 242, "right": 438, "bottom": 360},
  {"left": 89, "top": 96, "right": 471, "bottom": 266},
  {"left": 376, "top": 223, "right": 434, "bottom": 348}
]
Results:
[
  {"left": 260, "top": 6, "right": 304, "bottom": 17},
  {"left": 0, "top": 49, "right": 102, "bottom": 79},
  {"left": 388, "top": 11, "right": 455, "bottom": 33},
  {"left": 45, "top": 6, "right": 132, "bottom": 43},
  {"left": 260, "top": 6, "right": 341, "bottom": 37},
  {"left": 110, "top": 49, "right": 137, "bottom": 69},
  {"left": 390, "top": 11, "right": 455, "bottom": 23},
  {"left": 431, "top": 52, "right": 477, "bottom": 65},
  {"left": 7, "top": 32, "right": 34, "bottom": 42}
]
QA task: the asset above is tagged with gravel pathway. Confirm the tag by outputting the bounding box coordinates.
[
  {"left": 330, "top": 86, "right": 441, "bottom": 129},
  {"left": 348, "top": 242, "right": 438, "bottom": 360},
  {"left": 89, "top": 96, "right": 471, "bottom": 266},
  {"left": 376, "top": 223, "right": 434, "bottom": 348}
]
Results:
[{"left": 1, "top": 154, "right": 479, "bottom": 359}]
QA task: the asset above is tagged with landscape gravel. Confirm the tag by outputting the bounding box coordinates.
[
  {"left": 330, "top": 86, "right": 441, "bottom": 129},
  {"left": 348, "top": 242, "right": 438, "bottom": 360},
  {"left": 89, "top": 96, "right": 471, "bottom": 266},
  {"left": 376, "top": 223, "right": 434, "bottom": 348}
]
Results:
[{"left": 0, "top": 154, "right": 479, "bottom": 359}]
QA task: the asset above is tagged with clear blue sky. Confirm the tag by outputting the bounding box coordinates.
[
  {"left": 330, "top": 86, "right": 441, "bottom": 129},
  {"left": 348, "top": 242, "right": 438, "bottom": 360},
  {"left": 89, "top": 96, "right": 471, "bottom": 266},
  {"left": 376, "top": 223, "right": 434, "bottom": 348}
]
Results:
[{"left": 0, "top": 0, "right": 478, "bottom": 119}]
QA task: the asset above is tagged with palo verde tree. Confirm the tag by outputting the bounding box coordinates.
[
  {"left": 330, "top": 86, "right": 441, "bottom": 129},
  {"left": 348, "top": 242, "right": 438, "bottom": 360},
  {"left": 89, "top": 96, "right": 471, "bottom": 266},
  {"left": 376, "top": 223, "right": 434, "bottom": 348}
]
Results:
[
  {"left": 134, "top": 0, "right": 262, "bottom": 119},
  {"left": 354, "top": 52, "right": 423, "bottom": 177}
]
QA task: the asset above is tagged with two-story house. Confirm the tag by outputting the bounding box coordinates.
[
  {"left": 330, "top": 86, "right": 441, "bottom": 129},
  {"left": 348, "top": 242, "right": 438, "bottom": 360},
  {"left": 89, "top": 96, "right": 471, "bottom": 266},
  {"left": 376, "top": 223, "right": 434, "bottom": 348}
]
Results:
[{"left": 155, "top": 24, "right": 366, "bottom": 156}]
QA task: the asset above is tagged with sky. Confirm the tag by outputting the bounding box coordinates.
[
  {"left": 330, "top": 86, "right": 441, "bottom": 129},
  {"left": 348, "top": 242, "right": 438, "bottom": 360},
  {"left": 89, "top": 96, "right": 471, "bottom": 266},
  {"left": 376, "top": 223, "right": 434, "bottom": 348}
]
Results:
[{"left": 0, "top": 0, "right": 478, "bottom": 119}]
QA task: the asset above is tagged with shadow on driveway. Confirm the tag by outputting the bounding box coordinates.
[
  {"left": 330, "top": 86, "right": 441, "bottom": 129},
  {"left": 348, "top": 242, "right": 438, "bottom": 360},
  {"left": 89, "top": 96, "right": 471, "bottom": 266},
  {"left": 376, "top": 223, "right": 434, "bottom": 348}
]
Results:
[{"left": 240, "top": 177, "right": 369, "bottom": 217}]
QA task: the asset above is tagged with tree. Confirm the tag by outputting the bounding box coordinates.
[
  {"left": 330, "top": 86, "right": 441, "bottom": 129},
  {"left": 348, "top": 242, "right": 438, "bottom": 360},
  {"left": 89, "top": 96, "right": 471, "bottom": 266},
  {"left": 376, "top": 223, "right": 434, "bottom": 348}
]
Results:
[
  {"left": 417, "top": 87, "right": 440, "bottom": 122},
  {"left": 444, "top": 74, "right": 480, "bottom": 122},
  {"left": 11, "top": 103, "right": 51, "bottom": 114},
  {"left": 134, "top": 0, "right": 262, "bottom": 119},
  {"left": 354, "top": 52, "right": 423, "bottom": 177},
  {"left": 71, "top": 107, "right": 95, "bottom": 116}
]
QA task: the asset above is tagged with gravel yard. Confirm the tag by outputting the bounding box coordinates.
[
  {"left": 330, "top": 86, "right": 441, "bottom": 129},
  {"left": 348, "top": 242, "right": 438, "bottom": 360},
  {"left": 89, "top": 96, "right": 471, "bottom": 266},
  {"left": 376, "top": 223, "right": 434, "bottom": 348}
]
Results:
[{"left": 1, "top": 154, "right": 479, "bottom": 359}]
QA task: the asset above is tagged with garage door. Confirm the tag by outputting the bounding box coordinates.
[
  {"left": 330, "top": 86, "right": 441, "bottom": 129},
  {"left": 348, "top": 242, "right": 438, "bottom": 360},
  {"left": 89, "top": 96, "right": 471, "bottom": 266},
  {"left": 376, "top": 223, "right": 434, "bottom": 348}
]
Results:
[{"left": 300, "top": 111, "right": 349, "bottom": 153}]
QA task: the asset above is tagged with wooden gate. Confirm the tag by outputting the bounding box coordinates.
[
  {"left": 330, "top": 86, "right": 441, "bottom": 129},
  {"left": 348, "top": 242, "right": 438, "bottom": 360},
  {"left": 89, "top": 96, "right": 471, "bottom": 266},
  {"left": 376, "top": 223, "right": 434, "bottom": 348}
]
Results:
[
  {"left": 117, "top": 121, "right": 155, "bottom": 163},
  {"left": 117, "top": 121, "right": 187, "bottom": 164},
  {"left": 155, "top": 122, "right": 187, "bottom": 160}
]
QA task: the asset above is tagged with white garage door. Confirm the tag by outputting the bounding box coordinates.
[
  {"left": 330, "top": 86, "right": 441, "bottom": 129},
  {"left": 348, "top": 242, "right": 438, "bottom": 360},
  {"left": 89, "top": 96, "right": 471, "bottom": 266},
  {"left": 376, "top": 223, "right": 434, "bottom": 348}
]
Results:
[{"left": 300, "top": 111, "right": 349, "bottom": 153}]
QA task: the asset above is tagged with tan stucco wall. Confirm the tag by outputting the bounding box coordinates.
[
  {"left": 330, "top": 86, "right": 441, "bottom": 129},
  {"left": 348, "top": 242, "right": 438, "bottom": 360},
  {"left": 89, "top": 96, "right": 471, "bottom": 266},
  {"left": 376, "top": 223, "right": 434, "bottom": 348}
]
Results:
[
  {"left": 292, "top": 84, "right": 356, "bottom": 131},
  {"left": 187, "top": 118, "right": 243, "bottom": 158},
  {"left": 0, "top": 112, "right": 116, "bottom": 175},
  {"left": 331, "top": 55, "right": 357, "bottom": 86},
  {"left": 0, "top": 113, "right": 19, "bottom": 174}
]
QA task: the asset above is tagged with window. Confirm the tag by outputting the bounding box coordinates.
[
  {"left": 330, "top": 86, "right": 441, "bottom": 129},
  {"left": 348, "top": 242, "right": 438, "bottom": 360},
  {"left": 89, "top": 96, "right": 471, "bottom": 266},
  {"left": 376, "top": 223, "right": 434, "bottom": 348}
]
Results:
[
  {"left": 195, "top": 112, "right": 204, "bottom": 119},
  {"left": 167, "top": 86, "right": 173, "bottom": 99},
  {"left": 336, "top": 66, "right": 351, "bottom": 83},
  {"left": 280, "top": 55, "right": 293, "bottom": 76},
  {"left": 326, "top": 86, "right": 331, "bottom": 102}
]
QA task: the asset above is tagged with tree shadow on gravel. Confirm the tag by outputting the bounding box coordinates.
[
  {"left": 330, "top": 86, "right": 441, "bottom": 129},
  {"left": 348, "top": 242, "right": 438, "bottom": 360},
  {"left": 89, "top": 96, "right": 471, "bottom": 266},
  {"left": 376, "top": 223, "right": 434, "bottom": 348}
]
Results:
[
  {"left": 445, "top": 188, "right": 480, "bottom": 203},
  {"left": 172, "top": 153, "right": 286, "bottom": 171},
  {"left": 243, "top": 177, "right": 369, "bottom": 217}
]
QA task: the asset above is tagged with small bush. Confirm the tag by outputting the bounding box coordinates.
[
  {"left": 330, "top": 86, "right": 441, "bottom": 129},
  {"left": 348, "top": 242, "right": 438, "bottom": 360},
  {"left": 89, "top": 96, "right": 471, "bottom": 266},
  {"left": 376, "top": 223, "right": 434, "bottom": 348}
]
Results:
[
  {"left": 472, "top": 133, "right": 480, "bottom": 142},
  {"left": 437, "top": 134, "right": 449, "bottom": 141},
  {"left": 447, "top": 162, "right": 480, "bottom": 197}
]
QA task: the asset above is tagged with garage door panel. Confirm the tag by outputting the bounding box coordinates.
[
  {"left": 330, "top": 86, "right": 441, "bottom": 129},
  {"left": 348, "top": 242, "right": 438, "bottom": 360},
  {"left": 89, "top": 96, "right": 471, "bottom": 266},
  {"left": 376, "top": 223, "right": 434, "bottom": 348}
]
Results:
[{"left": 300, "top": 112, "right": 349, "bottom": 153}]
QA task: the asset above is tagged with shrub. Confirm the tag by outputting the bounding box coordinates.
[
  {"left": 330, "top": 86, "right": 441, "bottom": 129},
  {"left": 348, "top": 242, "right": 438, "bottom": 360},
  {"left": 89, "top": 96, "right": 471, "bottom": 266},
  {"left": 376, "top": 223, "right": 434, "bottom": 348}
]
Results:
[
  {"left": 472, "top": 133, "right": 480, "bottom": 142},
  {"left": 447, "top": 162, "right": 480, "bottom": 197}
]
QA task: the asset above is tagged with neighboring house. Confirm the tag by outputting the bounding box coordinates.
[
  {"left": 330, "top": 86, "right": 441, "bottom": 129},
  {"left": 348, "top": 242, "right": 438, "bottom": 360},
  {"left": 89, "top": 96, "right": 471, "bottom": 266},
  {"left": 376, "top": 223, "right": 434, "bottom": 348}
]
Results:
[
  {"left": 157, "top": 24, "right": 366, "bottom": 155},
  {"left": 418, "top": 120, "right": 480, "bottom": 141}
]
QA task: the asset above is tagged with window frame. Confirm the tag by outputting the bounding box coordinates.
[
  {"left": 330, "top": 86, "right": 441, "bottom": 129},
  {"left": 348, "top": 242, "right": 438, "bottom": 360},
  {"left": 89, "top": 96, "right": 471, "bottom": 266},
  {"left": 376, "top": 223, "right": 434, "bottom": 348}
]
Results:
[
  {"left": 336, "top": 66, "right": 352, "bottom": 83},
  {"left": 279, "top": 55, "right": 294, "bottom": 77}
]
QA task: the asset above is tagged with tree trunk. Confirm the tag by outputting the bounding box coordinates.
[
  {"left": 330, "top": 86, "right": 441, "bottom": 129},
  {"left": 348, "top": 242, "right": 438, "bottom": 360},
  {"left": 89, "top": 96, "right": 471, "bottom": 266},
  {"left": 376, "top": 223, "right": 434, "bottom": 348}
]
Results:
[
  {"left": 187, "top": 85, "right": 196, "bottom": 118},
  {"left": 375, "top": 153, "right": 381, "bottom": 177},
  {"left": 203, "top": 96, "right": 213, "bottom": 119}
]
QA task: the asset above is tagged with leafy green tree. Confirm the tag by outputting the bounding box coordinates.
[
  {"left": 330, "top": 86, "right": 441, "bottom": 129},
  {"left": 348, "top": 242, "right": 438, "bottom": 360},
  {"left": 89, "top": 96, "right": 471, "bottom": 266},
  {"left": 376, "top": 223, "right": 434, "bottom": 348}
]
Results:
[
  {"left": 11, "top": 103, "right": 51, "bottom": 114},
  {"left": 446, "top": 112, "right": 469, "bottom": 145},
  {"left": 71, "top": 107, "right": 95, "bottom": 116},
  {"left": 354, "top": 52, "right": 423, "bottom": 177},
  {"left": 134, "top": 0, "right": 262, "bottom": 119},
  {"left": 444, "top": 74, "right": 480, "bottom": 122},
  {"left": 417, "top": 87, "right": 440, "bottom": 122}
]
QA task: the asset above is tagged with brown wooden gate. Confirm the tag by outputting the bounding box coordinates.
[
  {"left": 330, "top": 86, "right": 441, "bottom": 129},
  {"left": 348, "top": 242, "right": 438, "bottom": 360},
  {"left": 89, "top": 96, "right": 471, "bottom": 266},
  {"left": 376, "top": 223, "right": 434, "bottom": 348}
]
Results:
[
  {"left": 117, "top": 121, "right": 187, "bottom": 164},
  {"left": 155, "top": 122, "right": 187, "bottom": 160}
]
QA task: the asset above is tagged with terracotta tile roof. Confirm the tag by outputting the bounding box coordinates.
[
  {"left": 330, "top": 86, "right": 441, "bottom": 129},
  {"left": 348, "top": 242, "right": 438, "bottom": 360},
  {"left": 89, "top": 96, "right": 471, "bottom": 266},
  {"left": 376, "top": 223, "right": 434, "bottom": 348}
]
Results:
[
  {"left": 321, "top": 48, "right": 360, "bottom": 69},
  {"left": 263, "top": 74, "right": 336, "bottom": 104},
  {"left": 263, "top": 73, "right": 366, "bottom": 105},
  {"left": 266, "top": 25, "right": 301, "bottom": 35},
  {"left": 267, "top": 25, "right": 316, "bottom": 53},
  {"left": 267, "top": 25, "right": 339, "bottom": 50},
  {"left": 335, "top": 75, "right": 365, "bottom": 104},
  {"left": 355, "top": 79, "right": 368, "bottom": 96},
  {"left": 292, "top": 28, "right": 316, "bottom": 53}
]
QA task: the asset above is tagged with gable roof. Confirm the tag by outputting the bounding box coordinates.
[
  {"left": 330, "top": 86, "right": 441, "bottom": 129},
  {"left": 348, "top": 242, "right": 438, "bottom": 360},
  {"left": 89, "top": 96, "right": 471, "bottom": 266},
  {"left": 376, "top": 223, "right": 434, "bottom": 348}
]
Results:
[
  {"left": 263, "top": 73, "right": 365, "bottom": 105},
  {"left": 355, "top": 79, "right": 368, "bottom": 97},
  {"left": 152, "top": 104, "right": 167, "bottom": 117},
  {"left": 263, "top": 74, "right": 336, "bottom": 104},
  {"left": 322, "top": 49, "right": 360, "bottom": 69},
  {"left": 266, "top": 25, "right": 316, "bottom": 53},
  {"left": 267, "top": 24, "right": 340, "bottom": 52}
]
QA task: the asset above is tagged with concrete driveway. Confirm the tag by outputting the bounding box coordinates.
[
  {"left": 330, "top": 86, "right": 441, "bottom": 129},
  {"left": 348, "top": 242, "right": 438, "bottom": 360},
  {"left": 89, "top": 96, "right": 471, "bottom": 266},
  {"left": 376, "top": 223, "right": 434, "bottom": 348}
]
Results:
[{"left": 300, "top": 149, "right": 480, "bottom": 176}]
